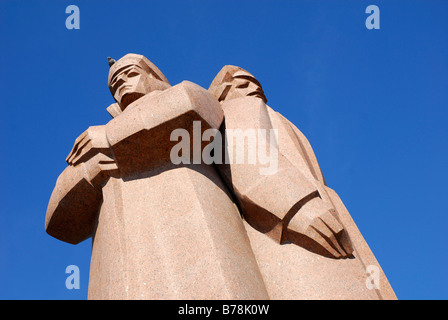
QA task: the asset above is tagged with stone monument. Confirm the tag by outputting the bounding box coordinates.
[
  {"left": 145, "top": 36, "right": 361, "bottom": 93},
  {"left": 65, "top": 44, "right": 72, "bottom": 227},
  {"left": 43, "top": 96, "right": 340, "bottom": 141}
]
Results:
[{"left": 45, "top": 53, "right": 396, "bottom": 300}]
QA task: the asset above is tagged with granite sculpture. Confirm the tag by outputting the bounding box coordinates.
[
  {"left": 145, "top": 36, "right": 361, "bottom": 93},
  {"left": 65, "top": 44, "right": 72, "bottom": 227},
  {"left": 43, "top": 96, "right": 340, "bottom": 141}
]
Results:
[{"left": 46, "top": 53, "right": 396, "bottom": 300}]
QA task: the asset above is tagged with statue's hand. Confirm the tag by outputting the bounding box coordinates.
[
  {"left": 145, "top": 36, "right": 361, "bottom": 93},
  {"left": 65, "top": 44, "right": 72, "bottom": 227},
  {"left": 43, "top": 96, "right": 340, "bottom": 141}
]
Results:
[
  {"left": 284, "top": 198, "right": 353, "bottom": 259},
  {"left": 66, "top": 125, "right": 113, "bottom": 166},
  {"left": 66, "top": 126, "right": 118, "bottom": 188}
]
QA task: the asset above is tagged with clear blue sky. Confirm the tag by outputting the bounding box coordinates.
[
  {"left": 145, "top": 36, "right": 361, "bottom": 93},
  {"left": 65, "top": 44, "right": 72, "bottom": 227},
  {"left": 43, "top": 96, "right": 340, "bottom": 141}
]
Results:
[{"left": 0, "top": 0, "right": 447, "bottom": 300}]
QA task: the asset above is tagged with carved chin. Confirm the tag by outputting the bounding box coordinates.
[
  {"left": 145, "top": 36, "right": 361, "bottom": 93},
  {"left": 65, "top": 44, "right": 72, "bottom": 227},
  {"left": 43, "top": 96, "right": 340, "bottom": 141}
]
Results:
[{"left": 120, "top": 92, "right": 145, "bottom": 109}]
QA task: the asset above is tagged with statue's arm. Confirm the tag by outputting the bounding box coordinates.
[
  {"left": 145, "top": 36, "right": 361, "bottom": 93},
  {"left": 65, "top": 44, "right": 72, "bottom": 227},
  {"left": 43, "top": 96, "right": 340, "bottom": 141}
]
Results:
[
  {"left": 46, "top": 126, "right": 117, "bottom": 244},
  {"left": 219, "top": 141, "right": 353, "bottom": 258},
  {"left": 217, "top": 98, "right": 352, "bottom": 258},
  {"left": 45, "top": 163, "right": 101, "bottom": 244},
  {"left": 217, "top": 151, "right": 319, "bottom": 238},
  {"left": 104, "top": 81, "right": 223, "bottom": 175},
  {"left": 216, "top": 98, "right": 319, "bottom": 239},
  {"left": 46, "top": 81, "right": 222, "bottom": 244},
  {"left": 277, "top": 112, "right": 326, "bottom": 185}
]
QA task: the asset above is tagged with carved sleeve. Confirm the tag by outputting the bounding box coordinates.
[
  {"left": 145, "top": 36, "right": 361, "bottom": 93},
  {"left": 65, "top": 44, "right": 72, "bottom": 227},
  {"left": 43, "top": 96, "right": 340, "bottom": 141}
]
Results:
[
  {"left": 45, "top": 162, "right": 102, "bottom": 244},
  {"left": 215, "top": 97, "right": 319, "bottom": 242}
]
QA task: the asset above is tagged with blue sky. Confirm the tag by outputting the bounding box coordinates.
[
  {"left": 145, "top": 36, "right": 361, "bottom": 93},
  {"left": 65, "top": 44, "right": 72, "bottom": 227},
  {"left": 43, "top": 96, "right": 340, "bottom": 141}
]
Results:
[{"left": 0, "top": 0, "right": 447, "bottom": 300}]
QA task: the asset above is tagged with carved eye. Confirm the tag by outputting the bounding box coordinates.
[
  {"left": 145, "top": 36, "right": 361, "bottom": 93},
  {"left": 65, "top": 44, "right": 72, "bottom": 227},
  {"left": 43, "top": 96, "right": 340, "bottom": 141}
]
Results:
[
  {"left": 111, "top": 79, "right": 120, "bottom": 90},
  {"left": 127, "top": 71, "right": 140, "bottom": 78},
  {"left": 236, "top": 81, "right": 249, "bottom": 89}
]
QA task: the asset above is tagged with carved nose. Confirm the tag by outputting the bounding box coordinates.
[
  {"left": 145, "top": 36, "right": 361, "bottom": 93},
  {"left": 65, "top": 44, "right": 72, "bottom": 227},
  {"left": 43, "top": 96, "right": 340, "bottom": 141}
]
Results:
[
  {"left": 248, "top": 83, "right": 262, "bottom": 94},
  {"left": 113, "top": 76, "right": 126, "bottom": 92},
  {"left": 117, "top": 73, "right": 128, "bottom": 82}
]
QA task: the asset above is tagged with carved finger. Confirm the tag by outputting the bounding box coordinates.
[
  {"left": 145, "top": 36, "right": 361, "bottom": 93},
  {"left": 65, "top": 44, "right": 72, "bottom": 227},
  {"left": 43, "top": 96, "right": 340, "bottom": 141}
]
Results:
[
  {"left": 98, "top": 153, "right": 119, "bottom": 171},
  {"left": 71, "top": 139, "right": 94, "bottom": 165},
  {"left": 67, "top": 133, "right": 90, "bottom": 164},
  {"left": 304, "top": 226, "right": 341, "bottom": 259},
  {"left": 319, "top": 210, "right": 354, "bottom": 256},
  {"left": 337, "top": 229, "right": 354, "bottom": 256},
  {"left": 311, "top": 218, "right": 347, "bottom": 257},
  {"left": 68, "top": 139, "right": 93, "bottom": 166},
  {"left": 99, "top": 161, "right": 119, "bottom": 171},
  {"left": 74, "top": 129, "right": 89, "bottom": 146},
  {"left": 319, "top": 210, "right": 344, "bottom": 234}
]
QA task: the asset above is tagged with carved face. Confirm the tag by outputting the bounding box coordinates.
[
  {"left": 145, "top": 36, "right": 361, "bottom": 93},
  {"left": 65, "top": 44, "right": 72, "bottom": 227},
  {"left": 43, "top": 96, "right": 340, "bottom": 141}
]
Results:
[
  {"left": 225, "top": 74, "right": 266, "bottom": 102},
  {"left": 109, "top": 65, "right": 169, "bottom": 110},
  {"left": 215, "top": 70, "right": 267, "bottom": 104}
]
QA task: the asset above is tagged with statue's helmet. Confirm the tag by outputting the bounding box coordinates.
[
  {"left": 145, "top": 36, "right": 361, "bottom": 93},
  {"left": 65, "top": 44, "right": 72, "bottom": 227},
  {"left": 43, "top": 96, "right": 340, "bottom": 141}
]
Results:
[{"left": 108, "top": 53, "right": 170, "bottom": 110}]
